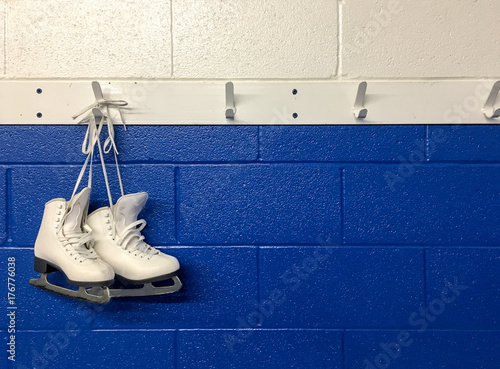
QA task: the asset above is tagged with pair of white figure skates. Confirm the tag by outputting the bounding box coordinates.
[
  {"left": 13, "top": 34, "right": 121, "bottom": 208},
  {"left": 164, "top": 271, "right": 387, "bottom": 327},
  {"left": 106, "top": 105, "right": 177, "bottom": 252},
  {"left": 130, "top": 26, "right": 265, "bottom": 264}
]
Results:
[{"left": 29, "top": 106, "right": 181, "bottom": 304}]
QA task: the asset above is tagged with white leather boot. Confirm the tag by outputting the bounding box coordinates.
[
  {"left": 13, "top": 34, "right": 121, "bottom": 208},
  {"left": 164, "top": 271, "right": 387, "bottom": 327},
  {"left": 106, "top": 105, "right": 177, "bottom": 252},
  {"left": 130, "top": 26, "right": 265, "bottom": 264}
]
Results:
[
  {"left": 30, "top": 187, "right": 114, "bottom": 303},
  {"left": 87, "top": 192, "right": 181, "bottom": 297},
  {"left": 30, "top": 108, "right": 115, "bottom": 304}
]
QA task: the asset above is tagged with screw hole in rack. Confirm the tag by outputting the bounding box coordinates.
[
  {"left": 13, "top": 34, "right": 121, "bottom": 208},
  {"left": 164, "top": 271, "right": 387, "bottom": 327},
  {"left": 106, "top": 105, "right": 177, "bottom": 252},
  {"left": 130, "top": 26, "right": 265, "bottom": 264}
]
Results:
[
  {"left": 292, "top": 89, "right": 298, "bottom": 95},
  {"left": 36, "top": 88, "right": 42, "bottom": 94},
  {"left": 36, "top": 112, "right": 42, "bottom": 118},
  {"left": 292, "top": 113, "right": 298, "bottom": 119}
]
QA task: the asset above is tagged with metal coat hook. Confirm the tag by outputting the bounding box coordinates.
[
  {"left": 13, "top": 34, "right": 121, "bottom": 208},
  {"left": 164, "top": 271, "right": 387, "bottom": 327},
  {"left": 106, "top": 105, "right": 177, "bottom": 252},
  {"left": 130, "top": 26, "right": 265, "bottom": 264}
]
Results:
[
  {"left": 483, "top": 81, "right": 500, "bottom": 119},
  {"left": 92, "top": 107, "right": 102, "bottom": 121},
  {"left": 72, "top": 81, "right": 128, "bottom": 122},
  {"left": 91, "top": 81, "right": 105, "bottom": 101},
  {"left": 225, "top": 82, "right": 236, "bottom": 119},
  {"left": 353, "top": 81, "right": 368, "bottom": 119}
]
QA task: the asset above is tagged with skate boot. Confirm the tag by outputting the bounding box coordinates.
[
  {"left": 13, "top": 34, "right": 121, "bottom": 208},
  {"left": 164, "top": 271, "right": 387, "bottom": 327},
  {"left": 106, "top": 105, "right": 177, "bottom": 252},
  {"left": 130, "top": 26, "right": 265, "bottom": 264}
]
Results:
[
  {"left": 86, "top": 192, "right": 182, "bottom": 298},
  {"left": 29, "top": 187, "right": 114, "bottom": 304}
]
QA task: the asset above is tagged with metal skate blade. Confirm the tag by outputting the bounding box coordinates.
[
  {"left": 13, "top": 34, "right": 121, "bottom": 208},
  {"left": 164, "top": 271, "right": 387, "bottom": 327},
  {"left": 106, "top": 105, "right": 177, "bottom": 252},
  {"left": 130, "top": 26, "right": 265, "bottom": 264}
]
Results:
[
  {"left": 29, "top": 273, "right": 111, "bottom": 304},
  {"left": 104, "top": 275, "right": 183, "bottom": 298}
]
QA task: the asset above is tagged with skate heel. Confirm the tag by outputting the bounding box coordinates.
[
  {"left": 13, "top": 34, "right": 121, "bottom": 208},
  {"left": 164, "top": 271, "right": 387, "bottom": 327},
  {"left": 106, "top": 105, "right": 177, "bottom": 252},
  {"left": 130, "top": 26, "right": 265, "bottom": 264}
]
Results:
[{"left": 34, "top": 257, "right": 57, "bottom": 273}]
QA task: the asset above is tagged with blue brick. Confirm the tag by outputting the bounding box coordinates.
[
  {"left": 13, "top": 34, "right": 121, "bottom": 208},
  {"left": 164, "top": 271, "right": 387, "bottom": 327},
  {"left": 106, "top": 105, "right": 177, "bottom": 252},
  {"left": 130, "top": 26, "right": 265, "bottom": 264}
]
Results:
[
  {"left": 8, "top": 330, "right": 174, "bottom": 369},
  {"left": 426, "top": 248, "right": 500, "bottom": 329},
  {"left": 116, "top": 126, "right": 258, "bottom": 162},
  {"left": 260, "top": 126, "right": 425, "bottom": 162},
  {"left": 0, "top": 249, "right": 94, "bottom": 330},
  {"left": 345, "top": 331, "right": 500, "bottom": 369},
  {"left": 0, "top": 126, "right": 88, "bottom": 163},
  {"left": 428, "top": 125, "right": 500, "bottom": 162},
  {"left": 0, "top": 167, "right": 6, "bottom": 245},
  {"left": 344, "top": 166, "right": 500, "bottom": 245},
  {"left": 94, "top": 247, "right": 257, "bottom": 329},
  {"left": 0, "top": 125, "right": 258, "bottom": 163},
  {"left": 179, "top": 165, "right": 341, "bottom": 244},
  {"left": 11, "top": 164, "right": 174, "bottom": 246},
  {"left": 178, "top": 329, "right": 342, "bottom": 369},
  {"left": 260, "top": 247, "right": 424, "bottom": 328}
]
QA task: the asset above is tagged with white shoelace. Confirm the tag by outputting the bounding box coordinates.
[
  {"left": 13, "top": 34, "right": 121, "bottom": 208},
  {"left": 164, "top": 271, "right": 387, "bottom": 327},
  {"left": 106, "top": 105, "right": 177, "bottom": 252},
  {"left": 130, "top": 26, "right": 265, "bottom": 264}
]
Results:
[
  {"left": 74, "top": 87, "right": 154, "bottom": 258},
  {"left": 56, "top": 107, "right": 108, "bottom": 262},
  {"left": 115, "top": 220, "right": 158, "bottom": 257},
  {"left": 60, "top": 229, "right": 97, "bottom": 262},
  {"left": 71, "top": 86, "right": 156, "bottom": 259},
  {"left": 73, "top": 92, "right": 127, "bottom": 210}
]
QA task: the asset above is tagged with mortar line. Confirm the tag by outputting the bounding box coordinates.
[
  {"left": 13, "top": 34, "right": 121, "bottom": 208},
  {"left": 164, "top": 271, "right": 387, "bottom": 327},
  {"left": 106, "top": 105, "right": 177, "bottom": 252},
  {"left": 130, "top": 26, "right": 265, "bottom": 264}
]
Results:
[
  {"left": 170, "top": 0, "right": 174, "bottom": 78},
  {"left": 257, "top": 126, "right": 261, "bottom": 160},
  {"left": 2, "top": 76, "right": 498, "bottom": 81},
  {"left": 5, "top": 168, "right": 11, "bottom": 242},
  {"left": 17, "top": 243, "right": 500, "bottom": 249},
  {"left": 174, "top": 329, "right": 178, "bottom": 369},
  {"left": 340, "top": 168, "right": 345, "bottom": 245},
  {"left": 174, "top": 166, "right": 180, "bottom": 243},
  {"left": 6, "top": 160, "right": 500, "bottom": 166},
  {"left": 341, "top": 331, "right": 345, "bottom": 369},
  {"left": 3, "top": 1, "right": 6, "bottom": 75},
  {"left": 425, "top": 125, "right": 429, "bottom": 161},
  {"left": 423, "top": 248, "right": 428, "bottom": 309},
  {"left": 256, "top": 246, "right": 262, "bottom": 327},
  {"left": 337, "top": 0, "right": 343, "bottom": 78},
  {"left": 21, "top": 328, "right": 500, "bottom": 333}
]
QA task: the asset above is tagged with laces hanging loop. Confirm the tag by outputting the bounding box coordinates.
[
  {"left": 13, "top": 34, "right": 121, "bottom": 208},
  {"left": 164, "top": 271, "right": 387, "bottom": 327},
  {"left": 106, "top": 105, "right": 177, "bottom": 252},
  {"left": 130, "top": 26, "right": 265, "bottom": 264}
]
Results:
[
  {"left": 72, "top": 81, "right": 128, "bottom": 206},
  {"left": 71, "top": 81, "right": 128, "bottom": 125}
]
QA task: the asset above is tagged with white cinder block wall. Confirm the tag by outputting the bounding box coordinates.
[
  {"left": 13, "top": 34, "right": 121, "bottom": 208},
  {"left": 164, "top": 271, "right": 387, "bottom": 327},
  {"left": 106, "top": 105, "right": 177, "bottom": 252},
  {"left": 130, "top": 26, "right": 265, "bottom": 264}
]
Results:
[{"left": 2, "top": 0, "right": 499, "bottom": 79}]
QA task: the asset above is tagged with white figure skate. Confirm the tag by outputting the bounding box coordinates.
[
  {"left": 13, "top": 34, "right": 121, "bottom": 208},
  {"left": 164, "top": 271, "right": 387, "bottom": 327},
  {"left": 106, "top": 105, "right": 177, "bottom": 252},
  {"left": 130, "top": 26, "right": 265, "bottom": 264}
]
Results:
[
  {"left": 86, "top": 192, "right": 182, "bottom": 298},
  {"left": 29, "top": 188, "right": 114, "bottom": 303},
  {"left": 30, "top": 108, "right": 114, "bottom": 304},
  {"left": 75, "top": 88, "right": 182, "bottom": 299}
]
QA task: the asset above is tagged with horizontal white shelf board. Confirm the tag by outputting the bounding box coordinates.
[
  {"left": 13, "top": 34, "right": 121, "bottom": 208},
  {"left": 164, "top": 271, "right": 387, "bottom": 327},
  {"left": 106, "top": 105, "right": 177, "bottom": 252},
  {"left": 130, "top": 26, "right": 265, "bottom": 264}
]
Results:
[{"left": 0, "top": 80, "right": 499, "bottom": 125}]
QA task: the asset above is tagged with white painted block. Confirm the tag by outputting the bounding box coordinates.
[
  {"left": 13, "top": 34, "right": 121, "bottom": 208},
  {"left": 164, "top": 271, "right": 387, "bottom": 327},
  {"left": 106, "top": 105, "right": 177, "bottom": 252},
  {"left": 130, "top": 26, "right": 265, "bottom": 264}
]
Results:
[
  {"left": 342, "top": 0, "right": 500, "bottom": 78},
  {"left": 0, "top": 1, "right": 5, "bottom": 76},
  {"left": 6, "top": 0, "right": 172, "bottom": 78},
  {"left": 172, "top": 0, "right": 338, "bottom": 78}
]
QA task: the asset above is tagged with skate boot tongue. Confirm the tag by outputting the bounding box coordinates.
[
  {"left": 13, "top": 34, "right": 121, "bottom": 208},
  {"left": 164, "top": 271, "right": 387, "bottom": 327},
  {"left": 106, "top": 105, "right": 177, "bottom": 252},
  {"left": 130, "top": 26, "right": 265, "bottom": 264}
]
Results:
[
  {"left": 63, "top": 187, "right": 91, "bottom": 233},
  {"left": 114, "top": 192, "right": 148, "bottom": 234}
]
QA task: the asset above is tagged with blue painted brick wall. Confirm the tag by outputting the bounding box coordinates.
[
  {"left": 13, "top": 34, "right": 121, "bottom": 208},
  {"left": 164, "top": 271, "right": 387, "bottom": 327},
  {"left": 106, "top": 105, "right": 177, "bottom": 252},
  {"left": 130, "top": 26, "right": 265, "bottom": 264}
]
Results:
[
  {"left": 1, "top": 125, "right": 499, "bottom": 369},
  {"left": 178, "top": 164, "right": 341, "bottom": 245}
]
